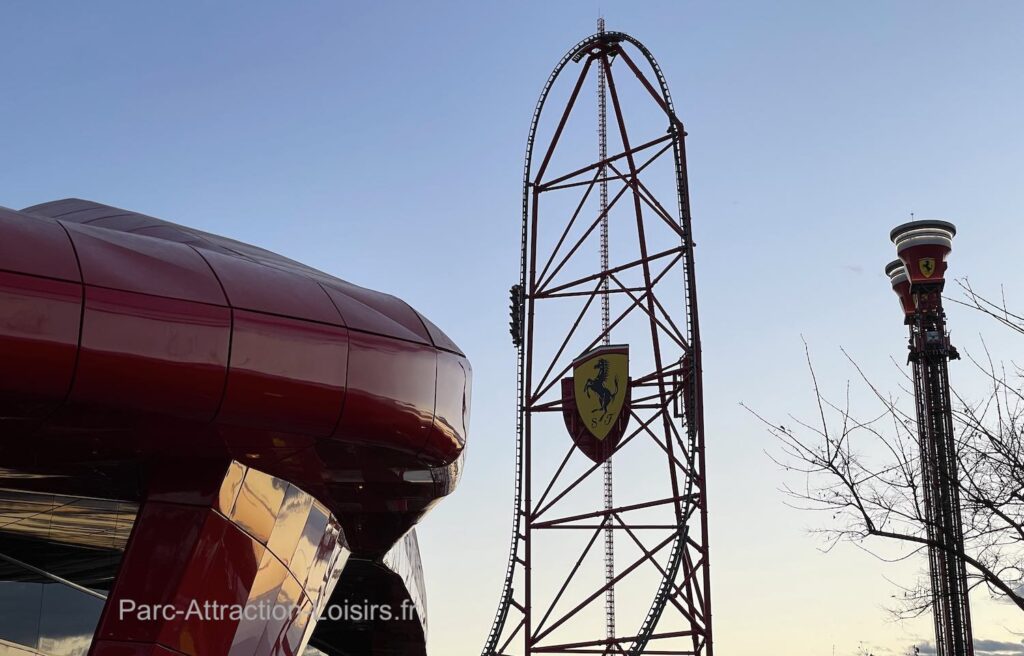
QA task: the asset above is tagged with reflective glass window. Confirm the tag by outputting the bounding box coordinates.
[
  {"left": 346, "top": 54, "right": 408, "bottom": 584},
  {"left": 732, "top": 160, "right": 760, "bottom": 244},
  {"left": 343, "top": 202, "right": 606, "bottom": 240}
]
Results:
[{"left": 0, "top": 580, "right": 42, "bottom": 648}]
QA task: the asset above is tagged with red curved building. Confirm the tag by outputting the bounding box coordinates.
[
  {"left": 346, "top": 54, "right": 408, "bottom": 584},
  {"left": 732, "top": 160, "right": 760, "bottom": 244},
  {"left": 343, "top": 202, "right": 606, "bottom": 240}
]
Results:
[{"left": 0, "top": 199, "right": 471, "bottom": 656}]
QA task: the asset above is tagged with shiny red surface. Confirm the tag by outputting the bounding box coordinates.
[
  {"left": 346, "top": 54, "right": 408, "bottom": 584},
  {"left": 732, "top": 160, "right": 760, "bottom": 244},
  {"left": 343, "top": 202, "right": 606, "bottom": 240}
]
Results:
[
  {"left": 95, "top": 502, "right": 208, "bottom": 644},
  {"left": 0, "top": 199, "right": 471, "bottom": 556},
  {"left": 3, "top": 200, "right": 468, "bottom": 461},
  {"left": 891, "top": 278, "right": 915, "bottom": 317},
  {"left": 199, "top": 249, "right": 344, "bottom": 326},
  {"left": 221, "top": 311, "right": 348, "bottom": 437},
  {"left": 167, "top": 513, "right": 263, "bottom": 654},
  {"left": 424, "top": 350, "right": 471, "bottom": 461},
  {"left": 318, "top": 278, "right": 432, "bottom": 345},
  {"left": 898, "top": 242, "right": 951, "bottom": 285},
  {"left": 94, "top": 461, "right": 349, "bottom": 656},
  {"left": 0, "top": 206, "right": 81, "bottom": 281},
  {"left": 1, "top": 197, "right": 450, "bottom": 656},
  {"left": 74, "top": 287, "right": 231, "bottom": 421},
  {"left": 63, "top": 221, "right": 227, "bottom": 304},
  {"left": 340, "top": 330, "right": 438, "bottom": 456},
  {"left": 0, "top": 271, "right": 80, "bottom": 413}
]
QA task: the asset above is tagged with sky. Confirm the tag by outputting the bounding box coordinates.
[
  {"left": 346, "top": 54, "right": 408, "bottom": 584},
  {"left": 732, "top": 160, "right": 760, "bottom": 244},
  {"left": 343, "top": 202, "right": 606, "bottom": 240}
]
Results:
[{"left": 2, "top": 2, "right": 1024, "bottom": 655}]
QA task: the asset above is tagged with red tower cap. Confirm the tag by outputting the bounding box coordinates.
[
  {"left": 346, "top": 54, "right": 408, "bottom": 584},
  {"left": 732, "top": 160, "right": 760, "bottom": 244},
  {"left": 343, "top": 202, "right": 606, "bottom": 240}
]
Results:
[{"left": 890, "top": 219, "right": 955, "bottom": 285}]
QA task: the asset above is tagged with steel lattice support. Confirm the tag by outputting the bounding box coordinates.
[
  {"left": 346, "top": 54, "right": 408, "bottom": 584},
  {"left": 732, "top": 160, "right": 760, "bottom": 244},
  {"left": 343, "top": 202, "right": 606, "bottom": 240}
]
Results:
[
  {"left": 908, "top": 288, "right": 974, "bottom": 656},
  {"left": 483, "top": 30, "right": 713, "bottom": 656}
]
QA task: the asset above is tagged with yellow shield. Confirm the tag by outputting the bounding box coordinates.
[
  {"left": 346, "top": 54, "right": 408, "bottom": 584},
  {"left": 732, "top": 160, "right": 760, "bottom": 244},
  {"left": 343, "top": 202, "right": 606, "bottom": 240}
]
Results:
[
  {"left": 573, "top": 345, "right": 629, "bottom": 440},
  {"left": 919, "top": 257, "right": 936, "bottom": 278}
]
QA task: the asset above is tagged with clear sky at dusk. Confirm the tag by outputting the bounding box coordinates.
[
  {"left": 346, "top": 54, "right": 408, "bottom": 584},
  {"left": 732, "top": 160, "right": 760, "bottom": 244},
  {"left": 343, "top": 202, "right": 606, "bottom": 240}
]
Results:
[{"left": 2, "top": 2, "right": 1023, "bottom": 655}]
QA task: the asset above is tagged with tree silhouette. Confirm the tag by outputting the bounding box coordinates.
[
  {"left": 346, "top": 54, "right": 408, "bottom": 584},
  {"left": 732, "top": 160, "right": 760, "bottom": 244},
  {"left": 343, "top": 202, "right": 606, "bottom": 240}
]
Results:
[{"left": 746, "top": 280, "right": 1024, "bottom": 618}]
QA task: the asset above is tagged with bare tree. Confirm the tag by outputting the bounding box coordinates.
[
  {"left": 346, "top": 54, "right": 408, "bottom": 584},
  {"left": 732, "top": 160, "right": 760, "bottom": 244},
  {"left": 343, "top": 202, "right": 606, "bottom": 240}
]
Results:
[{"left": 744, "top": 280, "right": 1024, "bottom": 618}]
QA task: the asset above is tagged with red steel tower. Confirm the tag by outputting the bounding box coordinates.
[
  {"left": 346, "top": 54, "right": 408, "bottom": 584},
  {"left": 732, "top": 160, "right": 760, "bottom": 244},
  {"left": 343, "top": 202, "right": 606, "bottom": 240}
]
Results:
[
  {"left": 484, "top": 29, "right": 712, "bottom": 656},
  {"left": 886, "top": 220, "right": 974, "bottom": 656}
]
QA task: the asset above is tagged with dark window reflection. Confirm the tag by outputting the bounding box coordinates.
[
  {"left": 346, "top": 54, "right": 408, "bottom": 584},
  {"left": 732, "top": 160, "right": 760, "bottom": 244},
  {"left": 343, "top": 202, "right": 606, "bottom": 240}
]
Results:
[
  {"left": 0, "top": 581, "right": 43, "bottom": 648},
  {"left": 0, "top": 580, "right": 103, "bottom": 656},
  {"left": 38, "top": 583, "right": 104, "bottom": 656}
]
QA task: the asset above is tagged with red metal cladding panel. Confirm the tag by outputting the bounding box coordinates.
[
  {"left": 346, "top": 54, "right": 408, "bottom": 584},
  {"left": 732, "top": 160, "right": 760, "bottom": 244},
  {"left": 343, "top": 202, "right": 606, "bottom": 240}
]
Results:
[
  {"left": 416, "top": 310, "right": 465, "bottom": 356},
  {"left": 134, "top": 225, "right": 238, "bottom": 257},
  {"left": 220, "top": 310, "right": 348, "bottom": 437},
  {"left": 96, "top": 502, "right": 208, "bottom": 644},
  {"left": 61, "top": 221, "right": 226, "bottom": 305},
  {"left": 899, "top": 243, "right": 952, "bottom": 285},
  {"left": 198, "top": 249, "right": 344, "bottom": 326},
  {"left": 337, "top": 331, "right": 437, "bottom": 457},
  {"left": 421, "top": 350, "right": 471, "bottom": 463},
  {"left": 94, "top": 463, "right": 349, "bottom": 656},
  {"left": 0, "top": 206, "right": 80, "bottom": 281},
  {"left": 893, "top": 278, "right": 915, "bottom": 317},
  {"left": 0, "top": 271, "right": 81, "bottom": 409},
  {"left": 318, "top": 279, "right": 431, "bottom": 345},
  {"left": 72, "top": 287, "right": 230, "bottom": 421},
  {"left": 87, "top": 214, "right": 166, "bottom": 232},
  {"left": 53, "top": 207, "right": 135, "bottom": 223},
  {"left": 24, "top": 199, "right": 162, "bottom": 232},
  {"left": 21, "top": 198, "right": 87, "bottom": 218},
  {"left": 164, "top": 513, "right": 264, "bottom": 655}
]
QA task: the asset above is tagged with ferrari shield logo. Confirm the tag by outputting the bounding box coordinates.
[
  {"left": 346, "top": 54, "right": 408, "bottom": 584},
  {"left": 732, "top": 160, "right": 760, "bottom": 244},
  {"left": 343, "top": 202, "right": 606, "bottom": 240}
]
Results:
[
  {"left": 919, "top": 257, "right": 936, "bottom": 278},
  {"left": 561, "top": 345, "right": 631, "bottom": 464}
]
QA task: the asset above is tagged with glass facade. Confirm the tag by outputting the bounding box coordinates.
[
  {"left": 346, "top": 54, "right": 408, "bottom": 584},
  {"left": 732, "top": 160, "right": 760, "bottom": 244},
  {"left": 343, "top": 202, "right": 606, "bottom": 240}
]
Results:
[
  {"left": 0, "top": 483, "right": 429, "bottom": 656},
  {"left": 0, "top": 490, "right": 133, "bottom": 654},
  {"left": 0, "top": 470, "right": 393, "bottom": 655},
  {"left": 382, "top": 529, "right": 428, "bottom": 637},
  {"left": 0, "top": 575, "right": 105, "bottom": 656}
]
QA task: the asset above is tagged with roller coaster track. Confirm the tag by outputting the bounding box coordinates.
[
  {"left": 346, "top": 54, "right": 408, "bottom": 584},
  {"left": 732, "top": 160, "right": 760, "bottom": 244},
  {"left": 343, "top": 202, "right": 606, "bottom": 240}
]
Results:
[{"left": 482, "top": 31, "right": 713, "bottom": 656}]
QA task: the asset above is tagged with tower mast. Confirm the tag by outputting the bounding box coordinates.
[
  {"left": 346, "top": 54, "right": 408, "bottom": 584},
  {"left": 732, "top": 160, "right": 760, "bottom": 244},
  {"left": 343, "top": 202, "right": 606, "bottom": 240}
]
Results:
[
  {"left": 887, "top": 221, "right": 975, "bottom": 656},
  {"left": 596, "top": 16, "right": 616, "bottom": 651}
]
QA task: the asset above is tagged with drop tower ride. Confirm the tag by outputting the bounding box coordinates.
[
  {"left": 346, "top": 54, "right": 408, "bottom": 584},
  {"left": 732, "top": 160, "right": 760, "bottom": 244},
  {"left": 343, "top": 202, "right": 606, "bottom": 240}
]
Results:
[{"left": 886, "top": 220, "right": 974, "bottom": 656}]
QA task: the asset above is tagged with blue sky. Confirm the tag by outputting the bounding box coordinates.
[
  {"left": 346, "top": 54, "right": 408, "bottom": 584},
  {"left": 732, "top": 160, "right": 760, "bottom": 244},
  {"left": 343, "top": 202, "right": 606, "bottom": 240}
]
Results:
[{"left": 3, "top": 2, "right": 1024, "bottom": 654}]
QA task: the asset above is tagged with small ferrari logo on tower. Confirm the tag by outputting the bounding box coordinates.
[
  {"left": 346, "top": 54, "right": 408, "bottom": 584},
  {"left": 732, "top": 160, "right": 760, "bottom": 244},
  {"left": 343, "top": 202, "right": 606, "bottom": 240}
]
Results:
[
  {"left": 561, "top": 345, "right": 631, "bottom": 463},
  {"left": 919, "top": 257, "right": 937, "bottom": 278}
]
